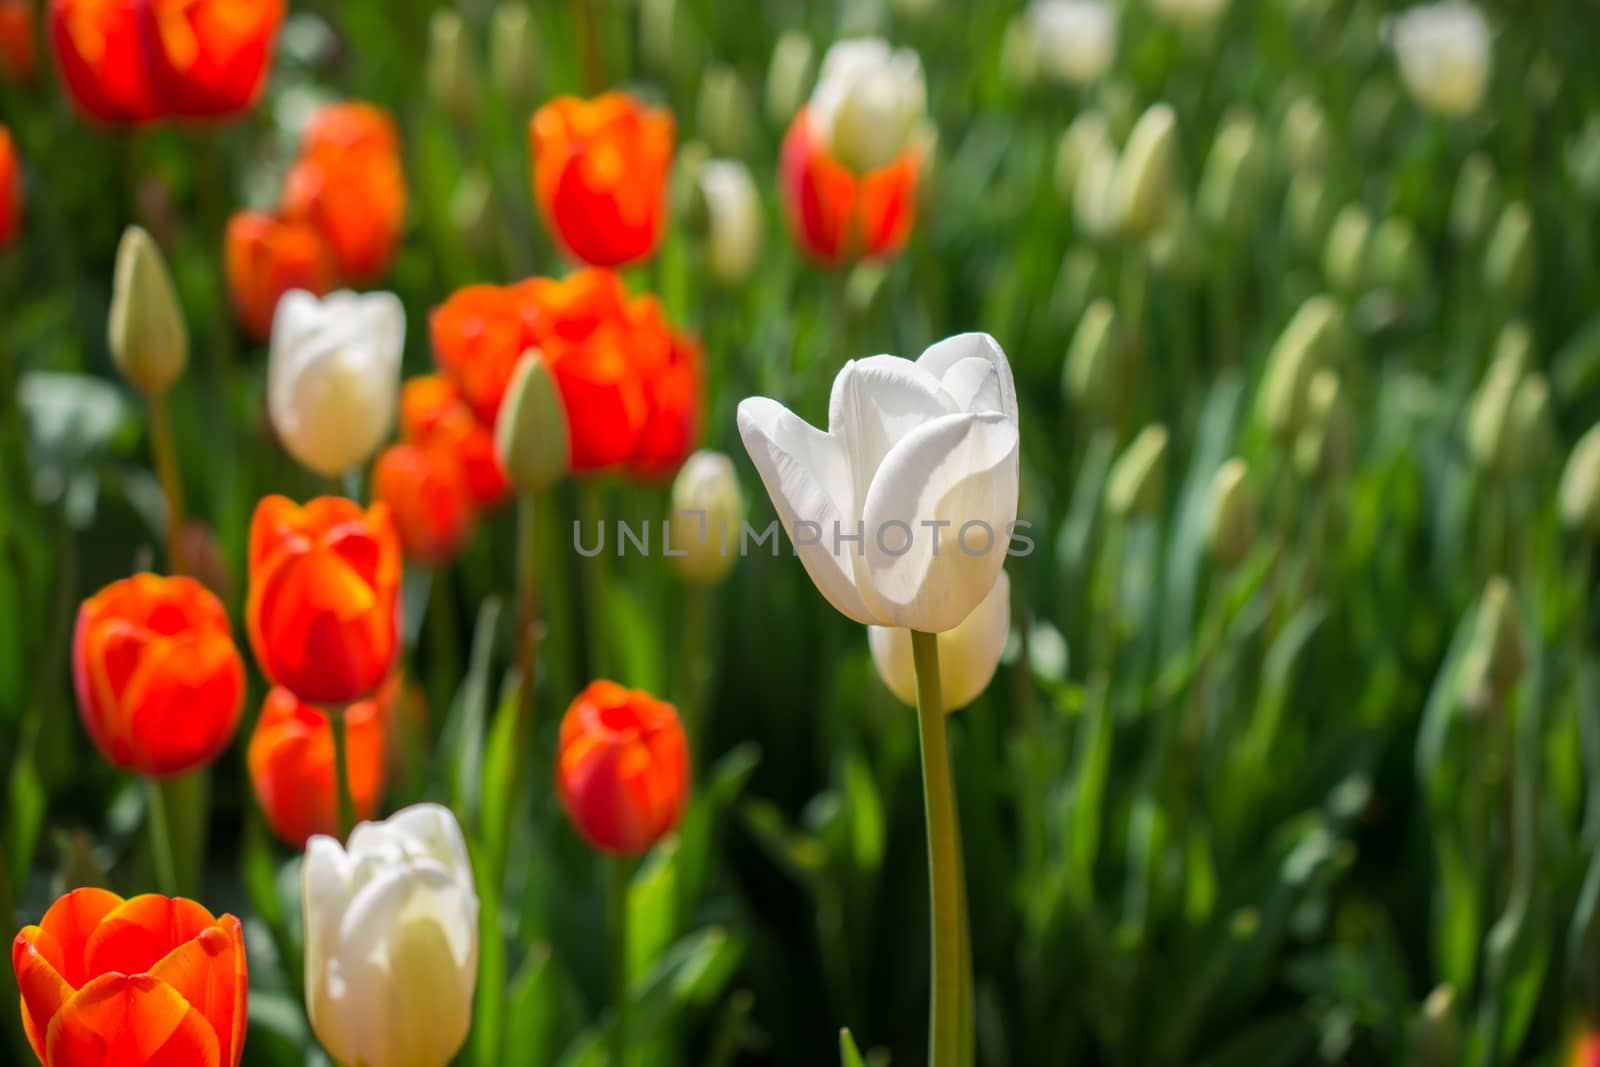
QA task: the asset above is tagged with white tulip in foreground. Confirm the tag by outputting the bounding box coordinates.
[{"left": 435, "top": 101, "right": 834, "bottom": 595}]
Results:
[
  {"left": 870, "top": 570, "right": 1011, "bottom": 711},
  {"left": 1387, "top": 1, "right": 1491, "bottom": 119},
  {"left": 268, "top": 289, "right": 405, "bottom": 478},
  {"left": 737, "top": 332, "right": 1019, "bottom": 634},
  {"left": 302, "top": 803, "right": 479, "bottom": 1067}
]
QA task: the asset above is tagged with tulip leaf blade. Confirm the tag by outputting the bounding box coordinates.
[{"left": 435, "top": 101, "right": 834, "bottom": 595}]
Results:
[{"left": 840, "top": 1028, "right": 867, "bottom": 1067}]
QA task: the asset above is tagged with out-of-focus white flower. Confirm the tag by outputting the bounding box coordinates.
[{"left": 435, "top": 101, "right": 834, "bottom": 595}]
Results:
[
  {"left": 670, "top": 450, "right": 746, "bottom": 586},
  {"left": 809, "top": 38, "right": 927, "bottom": 173},
  {"left": 1114, "top": 102, "right": 1178, "bottom": 237},
  {"left": 1149, "top": 0, "right": 1229, "bottom": 28},
  {"left": 870, "top": 570, "right": 1010, "bottom": 711},
  {"left": 302, "top": 804, "right": 479, "bottom": 1067},
  {"left": 698, "top": 160, "right": 764, "bottom": 285},
  {"left": 738, "top": 333, "right": 1020, "bottom": 634},
  {"left": 1028, "top": 0, "right": 1117, "bottom": 86},
  {"left": 1387, "top": 2, "right": 1492, "bottom": 118},
  {"left": 268, "top": 290, "right": 405, "bottom": 478}
]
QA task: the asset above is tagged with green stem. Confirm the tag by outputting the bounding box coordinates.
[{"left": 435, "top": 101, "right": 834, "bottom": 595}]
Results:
[
  {"left": 581, "top": 481, "right": 613, "bottom": 679},
  {"left": 575, "top": 0, "right": 605, "bottom": 94},
  {"left": 146, "top": 777, "right": 179, "bottom": 897},
  {"left": 331, "top": 705, "right": 355, "bottom": 840},
  {"left": 148, "top": 391, "right": 188, "bottom": 576},
  {"left": 911, "top": 630, "right": 966, "bottom": 1067},
  {"left": 611, "top": 856, "right": 633, "bottom": 1067},
  {"left": 679, "top": 585, "right": 712, "bottom": 752}
]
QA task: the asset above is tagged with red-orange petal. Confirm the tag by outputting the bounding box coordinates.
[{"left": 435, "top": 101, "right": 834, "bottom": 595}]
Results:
[
  {"left": 82, "top": 895, "right": 216, "bottom": 980},
  {"left": 14, "top": 927, "right": 74, "bottom": 1062},
  {"left": 148, "top": 917, "right": 247, "bottom": 1067},
  {"left": 33, "top": 888, "right": 124, "bottom": 988},
  {"left": 45, "top": 972, "right": 221, "bottom": 1067}
]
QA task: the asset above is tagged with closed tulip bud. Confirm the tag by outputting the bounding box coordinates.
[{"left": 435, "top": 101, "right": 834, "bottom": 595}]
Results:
[
  {"left": 870, "top": 570, "right": 1011, "bottom": 712},
  {"left": 1114, "top": 103, "right": 1178, "bottom": 238},
  {"left": 698, "top": 159, "right": 764, "bottom": 285},
  {"left": 1560, "top": 424, "right": 1600, "bottom": 537},
  {"left": 1295, "top": 369, "right": 1352, "bottom": 478},
  {"left": 1206, "top": 459, "right": 1257, "bottom": 569},
  {"left": 1483, "top": 200, "right": 1534, "bottom": 303},
  {"left": 1258, "top": 296, "right": 1342, "bottom": 440},
  {"left": 1466, "top": 351, "right": 1522, "bottom": 476},
  {"left": 495, "top": 351, "right": 570, "bottom": 494},
  {"left": 1451, "top": 153, "right": 1498, "bottom": 245},
  {"left": 669, "top": 450, "right": 745, "bottom": 585},
  {"left": 641, "top": 0, "right": 691, "bottom": 79},
  {"left": 1505, "top": 372, "right": 1552, "bottom": 475},
  {"left": 1416, "top": 985, "right": 1461, "bottom": 1067},
  {"left": 1387, "top": 1, "right": 1492, "bottom": 119},
  {"left": 268, "top": 290, "right": 405, "bottom": 478},
  {"left": 450, "top": 170, "right": 494, "bottom": 254},
  {"left": 108, "top": 226, "right": 188, "bottom": 396},
  {"left": 1106, "top": 424, "right": 1168, "bottom": 519},
  {"left": 1371, "top": 216, "right": 1426, "bottom": 296},
  {"left": 1280, "top": 95, "right": 1330, "bottom": 173},
  {"left": 1064, "top": 298, "right": 1119, "bottom": 412},
  {"left": 490, "top": 3, "right": 541, "bottom": 114},
  {"left": 557, "top": 682, "right": 690, "bottom": 854},
  {"left": 1324, "top": 205, "right": 1373, "bottom": 295},
  {"left": 1459, "top": 575, "right": 1522, "bottom": 710},
  {"left": 426, "top": 10, "right": 477, "bottom": 126},
  {"left": 1286, "top": 172, "right": 1332, "bottom": 256},
  {"left": 1029, "top": 0, "right": 1118, "bottom": 87},
  {"left": 303, "top": 804, "right": 479, "bottom": 1067},
  {"left": 1199, "top": 114, "right": 1263, "bottom": 235},
  {"left": 1055, "top": 111, "right": 1112, "bottom": 205},
  {"left": 1073, "top": 141, "right": 1120, "bottom": 240},
  {"left": 766, "top": 32, "right": 815, "bottom": 126},
  {"left": 698, "top": 65, "right": 755, "bottom": 158}
]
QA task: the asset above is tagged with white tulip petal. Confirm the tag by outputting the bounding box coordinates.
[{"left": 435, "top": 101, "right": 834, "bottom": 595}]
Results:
[
  {"left": 828, "top": 356, "right": 956, "bottom": 506},
  {"left": 860, "top": 411, "right": 1020, "bottom": 632},
  {"left": 738, "top": 397, "right": 872, "bottom": 624},
  {"left": 916, "top": 332, "right": 1017, "bottom": 423},
  {"left": 377, "top": 801, "right": 475, "bottom": 889},
  {"left": 868, "top": 569, "right": 1011, "bottom": 711}
]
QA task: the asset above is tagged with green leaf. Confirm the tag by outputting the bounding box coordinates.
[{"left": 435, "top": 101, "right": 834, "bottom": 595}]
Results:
[
  {"left": 842, "top": 753, "right": 885, "bottom": 874},
  {"left": 502, "top": 943, "right": 583, "bottom": 1067},
  {"left": 629, "top": 841, "right": 680, "bottom": 981},
  {"left": 444, "top": 597, "right": 504, "bottom": 830},
  {"left": 839, "top": 1028, "right": 867, "bottom": 1067}
]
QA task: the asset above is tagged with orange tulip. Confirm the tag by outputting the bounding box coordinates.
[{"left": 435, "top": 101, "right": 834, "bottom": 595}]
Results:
[
  {"left": 373, "top": 442, "right": 475, "bottom": 567},
  {"left": 71, "top": 575, "right": 245, "bottom": 778},
  {"left": 428, "top": 283, "right": 537, "bottom": 426},
  {"left": 530, "top": 92, "right": 674, "bottom": 268},
  {"left": 281, "top": 104, "right": 406, "bottom": 283},
  {"left": 0, "top": 0, "right": 38, "bottom": 83},
  {"left": 399, "top": 375, "right": 509, "bottom": 507},
  {"left": 779, "top": 108, "right": 920, "bottom": 265},
  {"left": 247, "top": 684, "right": 388, "bottom": 847},
  {"left": 0, "top": 124, "right": 19, "bottom": 249},
  {"left": 247, "top": 495, "right": 401, "bottom": 706},
  {"left": 555, "top": 680, "right": 689, "bottom": 855},
  {"left": 12, "top": 887, "right": 247, "bottom": 1066},
  {"left": 49, "top": 0, "right": 281, "bottom": 124},
  {"left": 224, "top": 211, "right": 337, "bottom": 341}
]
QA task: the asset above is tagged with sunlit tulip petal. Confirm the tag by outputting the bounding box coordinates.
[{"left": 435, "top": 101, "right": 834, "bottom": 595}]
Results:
[
  {"left": 556, "top": 682, "right": 691, "bottom": 855},
  {"left": 46, "top": 972, "right": 221, "bottom": 1067},
  {"left": 870, "top": 570, "right": 1011, "bottom": 711}
]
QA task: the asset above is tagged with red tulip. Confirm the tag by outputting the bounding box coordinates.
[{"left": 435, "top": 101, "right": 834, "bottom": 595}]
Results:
[
  {"left": 49, "top": 0, "right": 160, "bottom": 122},
  {"left": 556, "top": 680, "right": 690, "bottom": 855},
  {"left": 530, "top": 92, "right": 674, "bottom": 268},
  {"left": 779, "top": 108, "right": 920, "bottom": 266},
  {"left": 71, "top": 574, "right": 245, "bottom": 778},
  {"left": 0, "top": 0, "right": 38, "bottom": 83},
  {"left": 373, "top": 442, "right": 475, "bottom": 567},
  {"left": 0, "top": 124, "right": 19, "bottom": 249},
  {"left": 247, "top": 495, "right": 401, "bottom": 706},
  {"left": 281, "top": 103, "right": 406, "bottom": 283},
  {"left": 299, "top": 101, "right": 401, "bottom": 160},
  {"left": 399, "top": 374, "right": 509, "bottom": 507},
  {"left": 247, "top": 684, "right": 389, "bottom": 847},
  {"left": 224, "top": 211, "right": 337, "bottom": 341},
  {"left": 428, "top": 283, "right": 537, "bottom": 426},
  {"left": 13, "top": 887, "right": 247, "bottom": 1066}
]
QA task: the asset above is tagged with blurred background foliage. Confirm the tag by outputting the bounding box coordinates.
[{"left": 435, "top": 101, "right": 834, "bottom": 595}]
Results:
[{"left": 4, "top": 0, "right": 1600, "bottom": 1064}]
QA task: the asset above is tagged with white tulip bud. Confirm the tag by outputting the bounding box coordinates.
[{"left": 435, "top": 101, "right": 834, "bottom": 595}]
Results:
[
  {"left": 869, "top": 570, "right": 1011, "bottom": 711},
  {"left": 1483, "top": 200, "right": 1534, "bottom": 304},
  {"left": 1451, "top": 153, "right": 1498, "bottom": 245},
  {"left": 268, "top": 290, "right": 404, "bottom": 478},
  {"left": 1206, "top": 459, "right": 1257, "bottom": 570},
  {"left": 1028, "top": 0, "right": 1118, "bottom": 87},
  {"left": 1387, "top": 2, "right": 1492, "bottom": 119},
  {"left": 1107, "top": 424, "right": 1169, "bottom": 518},
  {"left": 1198, "top": 113, "right": 1263, "bottom": 235},
  {"left": 1064, "top": 298, "right": 1119, "bottom": 412},
  {"left": 670, "top": 451, "right": 746, "bottom": 586},
  {"left": 766, "top": 32, "right": 815, "bottom": 126},
  {"left": 1560, "top": 424, "right": 1600, "bottom": 537},
  {"left": 1323, "top": 204, "right": 1373, "bottom": 295},
  {"left": 302, "top": 804, "right": 479, "bottom": 1067},
  {"left": 1280, "top": 95, "right": 1331, "bottom": 173},
  {"left": 490, "top": 3, "right": 541, "bottom": 115},
  {"left": 1114, "top": 103, "right": 1178, "bottom": 238},
  {"left": 698, "top": 65, "right": 755, "bottom": 158},
  {"left": 698, "top": 160, "right": 764, "bottom": 286},
  {"left": 810, "top": 39, "right": 926, "bottom": 173},
  {"left": 1073, "top": 139, "right": 1120, "bottom": 240},
  {"left": 1257, "top": 295, "right": 1344, "bottom": 441},
  {"left": 109, "top": 226, "right": 188, "bottom": 397},
  {"left": 426, "top": 10, "right": 477, "bottom": 125}
]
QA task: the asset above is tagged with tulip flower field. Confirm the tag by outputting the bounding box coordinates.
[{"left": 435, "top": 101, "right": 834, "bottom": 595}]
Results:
[{"left": 4, "top": 0, "right": 1600, "bottom": 1065}]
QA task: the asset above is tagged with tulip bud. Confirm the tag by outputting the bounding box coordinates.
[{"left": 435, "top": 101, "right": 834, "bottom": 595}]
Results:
[
  {"left": 1280, "top": 95, "right": 1330, "bottom": 173},
  {"left": 490, "top": 3, "right": 541, "bottom": 115},
  {"left": 1387, "top": 1, "right": 1492, "bottom": 119},
  {"left": 1206, "top": 459, "right": 1257, "bottom": 570},
  {"left": 1198, "top": 113, "right": 1263, "bottom": 236},
  {"left": 669, "top": 450, "right": 745, "bottom": 585},
  {"left": 108, "top": 226, "right": 188, "bottom": 396},
  {"left": 1073, "top": 141, "right": 1120, "bottom": 241},
  {"left": 1458, "top": 575, "right": 1523, "bottom": 711},
  {"left": 698, "top": 65, "right": 755, "bottom": 158},
  {"left": 1064, "top": 298, "right": 1119, "bottom": 413},
  {"left": 1029, "top": 0, "right": 1118, "bottom": 87},
  {"left": 819, "top": 42, "right": 927, "bottom": 174},
  {"left": 766, "top": 32, "right": 815, "bottom": 126},
  {"left": 1415, "top": 985, "right": 1461, "bottom": 1067},
  {"left": 1323, "top": 204, "right": 1372, "bottom": 295},
  {"left": 1505, "top": 372, "right": 1552, "bottom": 475},
  {"left": 1106, "top": 424, "right": 1169, "bottom": 518},
  {"left": 450, "top": 170, "right": 494, "bottom": 254},
  {"left": 1451, "top": 153, "right": 1498, "bottom": 245},
  {"left": 1560, "top": 424, "right": 1600, "bottom": 537},
  {"left": 697, "top": 159, "right": 763, "bottom": 286},
  {"left": 1465, "top": 350, "right": 1522, "bottom": 477},
  {"left": 1483, "top": 200, "right": 1534, "bottom": 304},
  {"left": 1150, "top": 0, "right": 1228, "bottom": 28},
  {"left": 1257, "top": 295, "right": 1343, "bottom": 440},
  {"left": 870, "top": 570, "right": 1011, "bottom": 712},
  {"left": 641, "top": 0, "right": 684, "bottom": 78},
  {"left": 1114, "top": 103, "right": 1178, "bottom": 238},
  {"left": 1055, "top": 111, "right": 1113, "bottom": 205},
  {"left": 495, "top": 350, "right": 569, "bottom": 493},
  {"left": 303, "top": 805, "right": 479, "bottom": 1067},
  {"left": 426, "top": 10, "right": 477, "bottom": 125},
  {"left": 1286, "top": 172, "right": 1332, "bottom": 256},
  {"left": 1295, "top": 369, "right": 1352, "bottom": 478},
  {"left": 999, "top": 16, "right": 1042, "bottom": 91},
  {"left": 1370, "top": 216, "right": 1426, "bottom": 297}
]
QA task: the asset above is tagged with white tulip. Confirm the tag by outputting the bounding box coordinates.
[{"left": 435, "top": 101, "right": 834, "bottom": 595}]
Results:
[
  {"left": 698, "top": 161, "right": 764, "bottom": 286},
  {"left": 737, "top": 333, "right": 1020, "bottom": 634},
  {"left": 1387, "top": 2, "right": 1491, "bottom": 119},
  {"left": 870, "top": 570, "right": 1010, "bottom": 712},
  {"left": 670, "top": 449, "right": 746, "bottom": 586},
  {"left": 302, "top": 803, "right": 479, "bottom": 1067},
  {"left": 1028, "top": 0, "right": 1117, "bottom": 87},
  {"left": 1149, "top": 0, "right": 1229, "bottom": 28},
  {"left": 809, "top": 38, "right": 927, "bottom": 173},
  {"left": 269, "top": 289, "right": 405, "bottom": 478}
]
